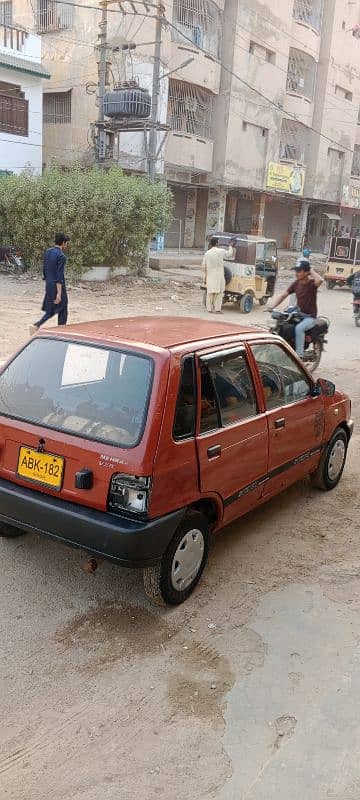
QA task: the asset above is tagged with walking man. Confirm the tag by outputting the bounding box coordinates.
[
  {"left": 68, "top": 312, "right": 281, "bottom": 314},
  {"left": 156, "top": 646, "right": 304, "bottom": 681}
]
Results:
[
  {"left": 268, "top": 257, "right": 323, "bottom": 358},
  {"left": 30, "top": 233, "right": 70, "bottom": 334},
  {"left": 202, "top": 237, "right": 236, "bottom": 313}
]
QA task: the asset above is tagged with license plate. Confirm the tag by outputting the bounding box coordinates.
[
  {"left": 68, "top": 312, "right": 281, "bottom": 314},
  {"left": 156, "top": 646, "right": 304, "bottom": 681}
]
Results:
[{"left": 17, "top": 446, "right": 64, "bottom": 490}]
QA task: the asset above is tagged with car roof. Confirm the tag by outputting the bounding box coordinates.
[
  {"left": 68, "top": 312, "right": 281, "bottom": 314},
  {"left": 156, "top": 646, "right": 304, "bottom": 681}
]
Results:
[{"left": 41, "top": 316, "right": 267, "bottom": 350}]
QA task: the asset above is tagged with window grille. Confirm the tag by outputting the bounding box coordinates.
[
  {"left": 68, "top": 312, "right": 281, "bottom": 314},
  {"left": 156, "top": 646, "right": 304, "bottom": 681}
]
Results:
[
  {"left": 0, "top": 81, "right": 28, "bottom": 136},
  {"left": 286, "top": 47, "right": 316, "bottom": 101},
  {"left": 351, "top": 145, "right": 360, "bottom": 177},
  {"left": 293, "top": 0, "right": 323, "bottom": 33},
  {"left": 249, "top": 41, "right": 275, "bottom": 64},
  {"left": 36, "top": 0, "right": 73, "bottom": 32},
  {"left": 172, "top": 0, "right": 222, "bottom": 60},
  {"left": 43, "top": 90, "right": 71, "bottom": 124},
  {"left": 168, "top": 79, "right": 213, "bottom": 139},
  {"left": 0, "top": 1, "right": 12, "bottom": 26},
  {"left": 279, "top": 118, "right": 309, "bottom": 163}
]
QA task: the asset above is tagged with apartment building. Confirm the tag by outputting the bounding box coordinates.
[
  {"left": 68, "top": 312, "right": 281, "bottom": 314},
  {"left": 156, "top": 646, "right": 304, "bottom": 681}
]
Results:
[
  {"left": 0, "top": 2, "right": 49, "bottom": 175},
  {"left": 10, "top": 0, "right": 360, "bottom": 251}
]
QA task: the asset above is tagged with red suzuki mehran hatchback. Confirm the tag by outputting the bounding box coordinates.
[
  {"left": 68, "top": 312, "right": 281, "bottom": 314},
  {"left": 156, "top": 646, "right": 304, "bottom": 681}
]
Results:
[{"left": 0, "top": 317, "right": 353, "bottom": 605}]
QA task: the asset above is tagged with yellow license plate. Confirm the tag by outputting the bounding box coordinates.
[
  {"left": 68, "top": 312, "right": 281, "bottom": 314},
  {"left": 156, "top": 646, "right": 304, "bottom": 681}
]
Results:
[{"left": 17, "top": 446, "right": 64, "bottom": 490}]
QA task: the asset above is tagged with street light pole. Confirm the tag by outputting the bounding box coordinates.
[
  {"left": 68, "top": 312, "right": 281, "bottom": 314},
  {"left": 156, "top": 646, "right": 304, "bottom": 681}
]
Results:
[{"left": 148, "top": 2, "right": 164, "bottom": 182}]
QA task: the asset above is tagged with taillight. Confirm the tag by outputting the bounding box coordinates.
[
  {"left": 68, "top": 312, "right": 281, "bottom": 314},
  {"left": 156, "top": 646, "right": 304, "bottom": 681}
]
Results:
[{"left": 108, "top": 474, "right": 151, "bottom": 515}]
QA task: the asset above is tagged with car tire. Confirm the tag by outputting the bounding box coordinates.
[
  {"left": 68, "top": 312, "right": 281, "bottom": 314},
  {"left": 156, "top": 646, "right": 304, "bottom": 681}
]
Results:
[
  {"left": 325, "top": 280, "right": 334, "bottom": 290},
  {"left": 355, "top": 314, "right": 360, "bottom": 328},
  {"left": 310, "top": 428, "right": 348, "bottom": 490},
  {"left": 259, "top": 296, "right": 268, "bottom": 306},
  {"left": 143, "top": 511, "right": 209, "bottom": 606},
  {"left": 0, "top": 522, "right": 25, "bottom": 538},
  {"left": 239, "top": 292, "right": 254, "bottom": 314}
]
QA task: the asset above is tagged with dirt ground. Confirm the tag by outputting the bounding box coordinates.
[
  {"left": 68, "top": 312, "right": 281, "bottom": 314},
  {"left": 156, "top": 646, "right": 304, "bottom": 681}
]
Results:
[{"left": 1, "top": 271, "right": 359, "bottom": 800}]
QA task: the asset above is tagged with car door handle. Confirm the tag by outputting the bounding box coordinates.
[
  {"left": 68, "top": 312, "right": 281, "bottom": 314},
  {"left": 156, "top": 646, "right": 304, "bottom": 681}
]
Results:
[
  {"left": 207, "top": 445, "right": 222, "bottom": 459},
  {"left": 274, "top": 417, "right": 285, "bottom": 429}
]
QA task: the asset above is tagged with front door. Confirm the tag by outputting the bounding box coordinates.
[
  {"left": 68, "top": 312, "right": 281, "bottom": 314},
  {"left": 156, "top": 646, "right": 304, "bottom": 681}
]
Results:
[
  {"left": 195, "top": 347, "right": 269, "bottom": 525},
  {"left": 250, "top": 341, "right": 325, "bottom": 498}
]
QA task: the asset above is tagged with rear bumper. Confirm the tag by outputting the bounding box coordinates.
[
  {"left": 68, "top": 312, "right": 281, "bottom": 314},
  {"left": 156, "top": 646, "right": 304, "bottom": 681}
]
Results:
[{"left": 0, "top": 478, "right": 186, "bottom": 567}]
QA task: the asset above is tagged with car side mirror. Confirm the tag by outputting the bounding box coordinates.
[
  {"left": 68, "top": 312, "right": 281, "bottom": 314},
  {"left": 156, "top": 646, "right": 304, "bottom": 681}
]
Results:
[{"left": 312, "top": 378, "right": 336, "bottom": 397}]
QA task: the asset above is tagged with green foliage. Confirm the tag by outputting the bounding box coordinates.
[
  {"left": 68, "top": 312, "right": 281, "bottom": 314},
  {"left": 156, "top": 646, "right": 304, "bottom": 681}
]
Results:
[{"left": 0, "top": 166, "right": 172, "bottom": 275}]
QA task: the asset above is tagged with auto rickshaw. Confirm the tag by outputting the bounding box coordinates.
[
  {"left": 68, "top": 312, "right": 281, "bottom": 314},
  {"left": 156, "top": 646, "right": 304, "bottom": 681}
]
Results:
[
  {"left": 324, "top": 236, "right": 360, "bottom": 289},
  {"left": 202, "top": 233, "right": 278, "bottom": 313}
]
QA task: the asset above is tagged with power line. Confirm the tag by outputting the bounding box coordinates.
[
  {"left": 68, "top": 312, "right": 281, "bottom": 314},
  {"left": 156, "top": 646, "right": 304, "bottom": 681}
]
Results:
[{"left": 166, "top": 16, "right": 360, "bottom": 159}]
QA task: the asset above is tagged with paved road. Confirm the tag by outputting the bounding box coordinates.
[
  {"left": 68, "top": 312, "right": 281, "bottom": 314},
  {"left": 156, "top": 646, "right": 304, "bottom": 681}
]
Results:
[{"left": 0, "top": 277, "right": 359, "bottom": 800}]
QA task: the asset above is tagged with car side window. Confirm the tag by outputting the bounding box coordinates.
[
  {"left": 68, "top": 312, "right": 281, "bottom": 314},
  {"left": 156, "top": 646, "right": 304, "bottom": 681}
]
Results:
[
  {"left": 173, "top": 356, "right": 196, "bottom": 440},
  {"left": 251, "top": 343, "right": 311, "bottom": 411},
  {"left": 200, "top": 351, "right": 257, "bottom": 432},
  {"left": 200, "top": 364, "right": 220, "bottom": 433}
]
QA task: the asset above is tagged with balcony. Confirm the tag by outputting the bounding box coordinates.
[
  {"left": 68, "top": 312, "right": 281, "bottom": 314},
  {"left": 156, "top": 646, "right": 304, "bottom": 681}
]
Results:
[
  {"left": 165, "top": 131, "right": 213, "bottom": 172},
  {"left": 293, "top": 0, "right": 323, "bottom": 33},
  {"left": 171, "top": 0, "right": 222, "bottom": 61},
  {"left": 286, "top": 48, "right": 316, "bottom": 101},
  {"left": 0, "top": 24, "right": 28, "bottom": 53}
]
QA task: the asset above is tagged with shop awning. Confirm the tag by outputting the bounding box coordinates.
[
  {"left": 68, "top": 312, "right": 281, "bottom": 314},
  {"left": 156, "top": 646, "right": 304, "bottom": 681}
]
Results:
[{"left": 323, "top": 213, "right": 341, "bottom": 220}]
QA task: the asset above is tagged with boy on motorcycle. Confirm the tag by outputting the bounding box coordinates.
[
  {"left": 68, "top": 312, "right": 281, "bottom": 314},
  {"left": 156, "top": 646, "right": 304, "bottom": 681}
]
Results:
[{"left": 267, "top": 258, "right": 323, "bottom": 357}]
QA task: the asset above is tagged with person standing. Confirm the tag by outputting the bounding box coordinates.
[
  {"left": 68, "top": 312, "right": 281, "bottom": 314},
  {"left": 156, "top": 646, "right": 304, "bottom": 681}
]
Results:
[
  {"left": 202, "top": 237, "right": 235, "bottom": 313},
  {"left": 30, "top": 233, "right": 70, "bottom": 334},
  {"left": 268, "top": 258, "right": 323, "bottom": 358}
]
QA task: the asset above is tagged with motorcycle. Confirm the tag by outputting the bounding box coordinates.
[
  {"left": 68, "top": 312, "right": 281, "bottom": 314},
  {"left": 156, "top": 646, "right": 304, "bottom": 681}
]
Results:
[
  {"left": 268, "top": 307, "right": 329, "bottom": 373},
  {"left": 0, "top": 245, "right": 26, "bottom": 274}
]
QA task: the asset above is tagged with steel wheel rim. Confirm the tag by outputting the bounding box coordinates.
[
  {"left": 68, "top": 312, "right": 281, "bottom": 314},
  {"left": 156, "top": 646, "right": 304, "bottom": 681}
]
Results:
[
  {"left": 171, "top": 528, "right": 205, "bottom": 592},
  {"left": 328, "top": 439, "right": 346, "bottom": 481}
]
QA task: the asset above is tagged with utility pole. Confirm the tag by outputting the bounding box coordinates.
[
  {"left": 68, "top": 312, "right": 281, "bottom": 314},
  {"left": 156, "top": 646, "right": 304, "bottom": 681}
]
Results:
[
  {"left": 147, "top": 2, "right": 164, "bottom": 182},
  {"left": 97, "top": 0, "right": 108, "bottom": 164}
]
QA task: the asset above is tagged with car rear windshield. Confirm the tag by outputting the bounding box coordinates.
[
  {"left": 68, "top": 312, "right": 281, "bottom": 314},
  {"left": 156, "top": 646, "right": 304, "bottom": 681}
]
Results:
[{"left": 0, "top": 338, "right": 154, "bottom": 448}]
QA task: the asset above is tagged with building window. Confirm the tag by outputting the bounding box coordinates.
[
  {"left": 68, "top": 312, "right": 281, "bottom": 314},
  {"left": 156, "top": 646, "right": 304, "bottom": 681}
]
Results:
[
  {"left": 293, "top": 0, "right": 323, "bottom": 33},
  {"left": 249, "top": 41, "right": 275, "bottom": 64},
  {"left": 0, "top": 1, "right": 12, "bottom": 26},
  {"left": 286, "top": 48, "right": 316, "bottom": 101},
  {"left": 43, "top": 90, "right": 71, "bottom": 123},
  {"left": 351, "top": 145, "right": 360, "bottom": 178},
  {"left": 0, "top": 81, "right": 28, "bottom": 136},
  {"left": 171, "top": 0, "right": 222, "bottom": 60},
  {"left": 168, "top": 79, "right": 213, "bottom": 139},
  {"left": 335, "top": 85, "right": 353, "bottom": 102},
  {"left": 36, "top": 0, "right": 73, "bottom": 33},
  {"left": 279, "top": 118, "right": 309, "bottom": 163}
]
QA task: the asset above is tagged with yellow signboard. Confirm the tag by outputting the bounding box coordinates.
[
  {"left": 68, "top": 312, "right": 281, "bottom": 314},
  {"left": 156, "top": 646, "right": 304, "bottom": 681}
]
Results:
[{"left": 266, "top": 162, "right": 305, "bottom": 196}]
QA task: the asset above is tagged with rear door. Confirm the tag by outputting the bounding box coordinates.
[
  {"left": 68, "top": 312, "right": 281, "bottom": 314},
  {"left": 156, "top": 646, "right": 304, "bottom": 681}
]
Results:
[
  {"left": 195, "top": 346, "right": 269, "bottom": 524},
  {"left": 250, "top": 340, "right": 325, "bottom": 497}
]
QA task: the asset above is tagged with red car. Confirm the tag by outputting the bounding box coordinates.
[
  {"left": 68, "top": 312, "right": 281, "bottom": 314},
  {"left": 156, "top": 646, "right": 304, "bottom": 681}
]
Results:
[{"left": 0, "top": 317, "right": 353, "bottom": 605}]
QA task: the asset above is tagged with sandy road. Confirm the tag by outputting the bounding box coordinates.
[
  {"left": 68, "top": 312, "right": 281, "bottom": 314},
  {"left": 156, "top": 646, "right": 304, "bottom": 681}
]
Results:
[{"left": 0, "top": 273, "right": 359, "bottom": 800}]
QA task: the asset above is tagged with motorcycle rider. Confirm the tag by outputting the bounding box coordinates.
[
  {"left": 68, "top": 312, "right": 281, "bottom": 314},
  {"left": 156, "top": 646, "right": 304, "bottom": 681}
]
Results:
[{"left": 267, "top": 258, "right": 323, "bottom": 358}]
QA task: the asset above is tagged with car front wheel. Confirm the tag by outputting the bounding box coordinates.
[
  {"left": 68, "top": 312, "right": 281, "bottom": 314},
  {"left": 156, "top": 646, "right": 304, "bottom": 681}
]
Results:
[
  {"left": 143, "top": 511, "right": 209, "bottom": 606},
  {"left": 310, "top": 428, "right": 348, "bottom": 490}
]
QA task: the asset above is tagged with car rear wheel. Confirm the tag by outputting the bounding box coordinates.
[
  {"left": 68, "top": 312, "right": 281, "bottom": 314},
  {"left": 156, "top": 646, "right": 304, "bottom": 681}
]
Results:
[
  {"left": 355, "top": 313, "right": 360, "bottom": 328},
  {"left": 325, "top": 280, "right": 334, "bottom": 290},
  {"left": 310, "top": 428, "right": 348, "bottom": 490},
  {"left": 259, "top": 296, "right": 268, "bottom": 306},
  {"left": 0, "top": 522, "right": 25, "bottom": 538},
  {"left": 143, "top": 511, "right": 209, "bottom": 606},
  {"left": 239, "top": 292, "right": 254, "bottom": 314}
]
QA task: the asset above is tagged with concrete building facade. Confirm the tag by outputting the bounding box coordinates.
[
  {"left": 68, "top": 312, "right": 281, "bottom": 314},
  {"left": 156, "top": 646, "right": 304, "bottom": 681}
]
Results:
[
  {"left": 0, "top": 9, "right": 49, "bottom": 175},
  {"left": 10, "top": 0, "right": 360, "bottom": 251}
]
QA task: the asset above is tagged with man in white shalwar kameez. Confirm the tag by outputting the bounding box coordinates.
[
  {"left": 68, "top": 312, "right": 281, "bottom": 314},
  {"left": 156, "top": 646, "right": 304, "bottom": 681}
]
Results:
[{"left": 202, "top": 237, "right": 235, "bottom": 313}]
